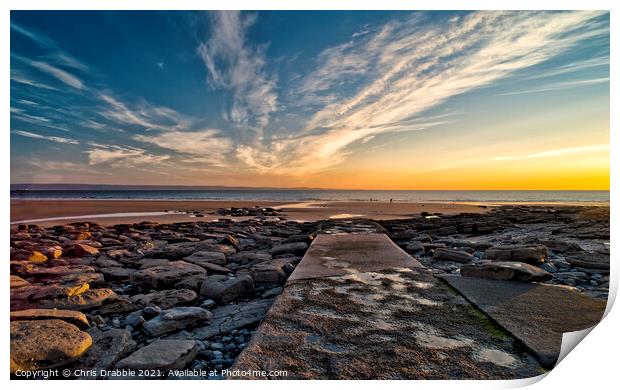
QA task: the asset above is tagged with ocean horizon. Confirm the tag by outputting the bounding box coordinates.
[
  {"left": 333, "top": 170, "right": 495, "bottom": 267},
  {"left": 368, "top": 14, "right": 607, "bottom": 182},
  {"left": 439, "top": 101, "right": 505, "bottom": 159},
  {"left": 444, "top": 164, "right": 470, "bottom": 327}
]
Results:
[{"left": 9, "top": 189, "right": 610, "bottom": 204}]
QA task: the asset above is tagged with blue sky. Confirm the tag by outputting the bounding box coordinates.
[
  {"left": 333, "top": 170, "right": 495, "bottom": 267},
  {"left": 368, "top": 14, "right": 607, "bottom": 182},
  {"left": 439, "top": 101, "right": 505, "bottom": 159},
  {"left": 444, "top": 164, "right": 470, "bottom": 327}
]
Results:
[{"left": 10, "top": 11, "right": 610, "bottom": 189}]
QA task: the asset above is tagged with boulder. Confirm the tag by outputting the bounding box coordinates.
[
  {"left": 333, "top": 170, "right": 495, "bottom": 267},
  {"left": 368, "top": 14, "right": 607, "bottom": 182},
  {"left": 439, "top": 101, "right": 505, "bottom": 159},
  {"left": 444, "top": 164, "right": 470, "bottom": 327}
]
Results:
[
  {"left": 130, "top": 261, "right": 207, "bottom": 290},
  {"left": 193, "top": 299, "right": 274, "bottom": 339},
  {"left": 116, "top": 339, "right": 197, "bottom": 371},
  {"left": 566, "top": 252, "right": 610, "bottom": 272},
  {"left": 484, "top": 245, "right": 548, "bottom": 265},
  {"left": 231, "top": 251, "right": 272, "bottom": 265},
  {"left": 200, "top": 262, "right": 232, "bottom": 275},
  {"left": 100, "top": 267, "right": 136, "bottom": 281},
  {"left": 10, "top": 308, "right": 90, "bottom": 329},
  {"left": 78, "top": 328, "right": 136, "bottom": 375},
  {"left": 249, "top": 263, "right": 287, "bottom": 288},
  {"left": 270, "top": 242, "right": 308, "bottom": 257},
  {"left": 433, "top": 248, "right": 474, "bottom": 263},
  {"left": 138, "top": 258, "right": 170, "bottom": 269},
  {"left": 404, "top": 242, "right": 424, "bottom": 254},
  {"left": 184, "top": 251, "right": 227, "bottom": 266},
  {"left": 539, "top": 239, "right": 583, "bottom": 253},
  {"left": 461, "top": 261, "right": 552, "bottom": 282},
  {"left": 130, "top": 289, "right": 197, "bottom": 309},
  {"left": 10, "top": 275, "right": 30, "bottom": 289},
  {"left": 73, "top": 243, "right": 100, "bottom": 257},
  {"left": 12, "top": 288, "right": 118, "bottom": 311},
  {"left": 10, "top": 320, "right": 92, "bottom": 373},
  {"left": 11, "top": 249, "right": 48, "bottom": 263},
  {"left": 143, "top": 306, "right": 211, "bottom": 336},
  {"left": 200, "top": 274, "right": 255, "bottom": 304}
]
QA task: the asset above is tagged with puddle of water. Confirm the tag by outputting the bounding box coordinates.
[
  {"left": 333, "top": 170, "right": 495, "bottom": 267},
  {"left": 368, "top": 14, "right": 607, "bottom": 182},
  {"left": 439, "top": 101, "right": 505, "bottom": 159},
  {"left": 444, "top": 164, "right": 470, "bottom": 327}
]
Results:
[
  {"left": 329, "top": 213, "right": 364, "bottom": 219},
  {"left": 474, "top": 348, "right": 519, "bottom": 368}
]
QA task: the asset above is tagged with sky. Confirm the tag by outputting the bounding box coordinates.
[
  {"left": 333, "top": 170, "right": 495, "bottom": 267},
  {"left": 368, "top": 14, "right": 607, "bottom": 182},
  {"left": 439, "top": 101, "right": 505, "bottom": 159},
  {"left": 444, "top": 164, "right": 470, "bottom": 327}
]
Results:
[{"left": 10, "top": 11, "right": 610, "bottom": 190}]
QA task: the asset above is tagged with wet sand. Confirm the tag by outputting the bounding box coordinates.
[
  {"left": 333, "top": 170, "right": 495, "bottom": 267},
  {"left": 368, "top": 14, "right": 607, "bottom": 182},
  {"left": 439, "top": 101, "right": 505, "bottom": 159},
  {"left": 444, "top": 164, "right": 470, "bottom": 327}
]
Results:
[{"left": 10, "top": 199, "right": 491, "bottom": 226}]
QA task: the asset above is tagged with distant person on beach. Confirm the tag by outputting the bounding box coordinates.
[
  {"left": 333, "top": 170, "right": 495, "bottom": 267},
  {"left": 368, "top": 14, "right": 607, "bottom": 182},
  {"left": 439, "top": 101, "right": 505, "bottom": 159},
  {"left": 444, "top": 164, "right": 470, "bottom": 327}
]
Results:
[{"left": 390, "top": 198, "right": 393, "bottom": 203}]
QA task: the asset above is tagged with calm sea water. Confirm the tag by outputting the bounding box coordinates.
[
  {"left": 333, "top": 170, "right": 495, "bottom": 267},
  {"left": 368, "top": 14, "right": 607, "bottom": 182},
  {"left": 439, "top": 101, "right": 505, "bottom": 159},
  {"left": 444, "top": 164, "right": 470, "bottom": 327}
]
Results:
[{"left": 9, "top": 190, "right": 610, "bottom": 204}]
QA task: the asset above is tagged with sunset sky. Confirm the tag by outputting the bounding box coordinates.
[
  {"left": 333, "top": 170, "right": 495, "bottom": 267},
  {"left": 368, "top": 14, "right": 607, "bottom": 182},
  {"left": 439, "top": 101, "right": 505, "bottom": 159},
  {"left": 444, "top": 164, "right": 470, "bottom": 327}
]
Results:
[{"left": 10, "top": 11, "right": 610, "bottom": 189}]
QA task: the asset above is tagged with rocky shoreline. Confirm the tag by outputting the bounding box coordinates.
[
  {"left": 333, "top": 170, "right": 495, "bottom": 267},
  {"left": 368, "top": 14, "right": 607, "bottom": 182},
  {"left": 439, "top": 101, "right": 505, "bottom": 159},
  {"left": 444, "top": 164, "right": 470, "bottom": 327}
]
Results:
[{"left": 10, "top": 205, "right": 609, "bottom": 379}]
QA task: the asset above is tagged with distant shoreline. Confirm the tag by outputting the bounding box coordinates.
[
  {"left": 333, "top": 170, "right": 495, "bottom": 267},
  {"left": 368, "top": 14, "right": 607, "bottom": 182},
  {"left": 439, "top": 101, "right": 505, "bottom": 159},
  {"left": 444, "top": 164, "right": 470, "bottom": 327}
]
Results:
[{"left": 10, "top": 199, "right": 609, "bottom": 227}]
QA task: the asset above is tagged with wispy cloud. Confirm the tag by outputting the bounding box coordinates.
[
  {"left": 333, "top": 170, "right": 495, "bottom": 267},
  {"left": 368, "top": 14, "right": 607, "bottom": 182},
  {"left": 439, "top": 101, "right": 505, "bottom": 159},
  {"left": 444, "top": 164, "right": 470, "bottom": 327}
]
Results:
[
  {"left": 11, "top": 69, "right": 57, "bottom": 90},
  {"left": 86, "top": 144, "right": 170, "bottom": 167},
  {"left": 198, "top": 11, "right": 278, "bottom": 136},
  {"left": 29, "top": 60, "right": 84, "bottom": 89},
  {"left": 524, "top": 56, "right": 609, "bottom": 80},
  {"left": 12, "top": 129, "right": 79, "bottom": 144},
  {"left": 496, "top": 77, "right": 609, "bottom": 96},
  {"left": 494, "top": 144, "right": 609, "bottom": 161},
  {"left": 135, "top": 129, "right": 233, "bottom": 167},
  {"left": 238, "top": 11, "right": 608, "bottom": 175}
]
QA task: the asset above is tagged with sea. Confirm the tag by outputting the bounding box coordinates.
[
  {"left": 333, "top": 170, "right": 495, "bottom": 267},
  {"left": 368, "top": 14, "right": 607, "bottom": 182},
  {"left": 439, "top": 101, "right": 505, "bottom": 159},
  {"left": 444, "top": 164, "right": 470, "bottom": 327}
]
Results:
[{"left": 9, "top": 189, "right": 610, "bottom": 204}]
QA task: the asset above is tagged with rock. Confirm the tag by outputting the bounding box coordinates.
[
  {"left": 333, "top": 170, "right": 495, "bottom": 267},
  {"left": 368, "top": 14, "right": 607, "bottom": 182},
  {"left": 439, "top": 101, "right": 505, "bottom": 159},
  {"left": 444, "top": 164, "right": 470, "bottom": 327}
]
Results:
[
  {"left": 10, "top": 275, "right": 30, "bottom": 289},
  {"left": 262, "top": 286, "right": 283, "bottom": 298},
  {"left": 200, "top": 262, "right": 232, "bottom": 275},
  {"left": 130, "top": 261, "right": 207, "bottom": 289},
  {"left": 231, "top": 251, "right": 272, "bottom": 265},
  {"left": 184, "top": 251, "right": 227, "bottom": 266},
  {"left": 193, "top": 299, "right": 273, "bottom": 339},
  {"left": 219, "top": 234, "right": 241, "bottom": 250},
  {"left": 540, "top": 263, "right": 558, "bottom": 273},
  {"left": 539, "top": 240, "right": 583, "bottom": 253},
  {"left": 116, "top": 339, "right": 197, "bottom": 371},
  {"left": 143, "top": 306, "right": 211, "bottom": 336},
  {"left": 270, "top": 242, "right": 308, "bottom": 257},
  {"left": 433, "top": 248, "right": 474, "bottom": 263},
  {"left": 78, "top": 328, "right": 136, "bottom": 375},
  {"left": 484, "top": 245, "right": 548, "bottom": 265},
  {"left": 138, "top": 258, "right": 170, "bottom": 269},
  {"left": 404, "top": 242, "right": 424, "bottom": 254},
  {"left": 566, "top": 252, "right": 610, "bottom": 272},
  {"left": 73, "top": 243, "right": 100, "bottom": 257},
  {"left": 107, "top": 249, "right": 132, "bottom": 259},
  {"left": 200, "top": 299, "right": 216, "bottom": 310},
  {"left": 174, "top": 275, "right": 208, "bottom": 292},
  {"left": 100, "top": 267, "right": 136, "bottom": 281},
  {"left": 10, "top": 320, "right": 92, "bottom": 372},
  {"left": 249, "top": 263, "right": 287, "bottom": 288},
  {"left": 11, "top": 249, "right": 48, "bottom": 263},
  {"left": 12, "top": 288, "right": 118, "bottom": 311},
  {"left": 99, "top": 295, "right": 138, "bottom": 315},
  {"left": 131, "top": 289, "right": 197, "bottom": 309},
  {"left": 10, "top": 308, "right": 90, "bottom": 329},
  {"left": 461, "top": 261, "right": 552, "bottom": 282},
  {"left": 199, "top": 274, "right": 255, "bottom": 304}
]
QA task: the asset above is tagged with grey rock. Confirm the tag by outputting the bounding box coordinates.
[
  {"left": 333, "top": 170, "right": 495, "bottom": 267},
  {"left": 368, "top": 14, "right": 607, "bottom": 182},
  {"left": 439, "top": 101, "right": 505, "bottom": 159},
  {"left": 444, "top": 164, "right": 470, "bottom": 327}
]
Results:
[
  {"left": 461, "top": 261, "right": 552, "bottom": 282},
  {"left": 143, "top": 306, "right": 212, "bottom": 336},
  {"left": 192, "top": 298, "right": 273, "bottom": 339},
  {"left": 199, "top": 274, "right": 255, "bottom": 304},
  {"left": 270, "top": 242, "right": 308, "bottom": 257},
  {"left": 130, "top": 261, "right": 207, "bottom": 289},
  {"left": 484, "top": 245, "right": 549, "bottom": 265},
  {"left": 184, "top": 251, "right": 227, "bottom": 266},
  {"left": 116, "top": 339, "right": 197, "bottom": 371},
  {"left": 433, "top": 248, "right": 474, "bottom": 263},
  {"left": 131, "top": 289, "right": 197, "bottom": 309}
]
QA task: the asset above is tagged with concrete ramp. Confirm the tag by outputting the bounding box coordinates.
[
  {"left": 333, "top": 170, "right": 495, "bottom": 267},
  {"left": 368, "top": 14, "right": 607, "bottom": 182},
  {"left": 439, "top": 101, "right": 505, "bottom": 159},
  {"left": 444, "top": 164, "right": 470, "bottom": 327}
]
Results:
[
  {"left": 288, "top": 233, "right": 423, "bottom": 281},
  {"left": 231, "top": 233, "right": 543, "bottom": 379},
  {"left": 439, "top": 275, "right": 606, "bottom": 367}
]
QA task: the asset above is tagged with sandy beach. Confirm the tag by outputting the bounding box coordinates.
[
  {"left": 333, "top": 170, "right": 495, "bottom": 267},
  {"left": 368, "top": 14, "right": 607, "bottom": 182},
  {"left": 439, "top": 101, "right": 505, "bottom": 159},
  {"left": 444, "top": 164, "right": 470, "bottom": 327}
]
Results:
[{"left": 10, "top": 199, "right": 492, "bottom": 226}]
